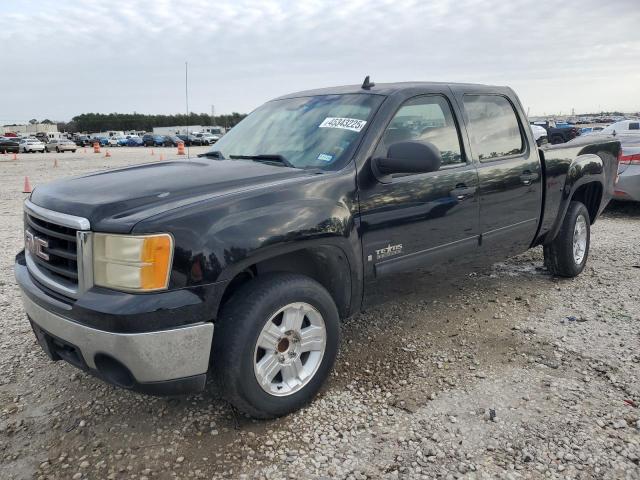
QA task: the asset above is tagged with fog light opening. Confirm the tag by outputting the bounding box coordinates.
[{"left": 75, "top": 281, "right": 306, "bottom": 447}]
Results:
[{"left": 94, "top": 354, "right": 135, "bottom": 388}]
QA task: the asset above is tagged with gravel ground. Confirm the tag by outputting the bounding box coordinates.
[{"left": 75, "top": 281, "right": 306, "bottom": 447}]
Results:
[{"left": 0, "top": 149, "right": 638, "bottom": 480}]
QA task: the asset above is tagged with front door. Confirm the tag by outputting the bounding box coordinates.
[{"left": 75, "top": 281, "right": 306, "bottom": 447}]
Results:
[{"left": 358, "top": 94, "right": 480, "bottom": 307}]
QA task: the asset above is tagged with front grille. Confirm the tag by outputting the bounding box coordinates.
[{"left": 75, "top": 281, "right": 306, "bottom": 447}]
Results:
[
  {"left": 23, "top": 200, "right": 92, "bottom": 300},
  {"left": 25, "top": 213, "right": 79, "bottom": 284}
]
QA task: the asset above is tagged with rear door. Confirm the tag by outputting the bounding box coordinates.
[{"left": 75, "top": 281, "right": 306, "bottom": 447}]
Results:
[{"left": 453, "top": 89, "right": 542, "bottom": 259}]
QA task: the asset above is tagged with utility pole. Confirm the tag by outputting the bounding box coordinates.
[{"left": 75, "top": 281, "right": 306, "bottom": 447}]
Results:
[{"left": 211, "top": 105, "right": 215, "bottom": 126}]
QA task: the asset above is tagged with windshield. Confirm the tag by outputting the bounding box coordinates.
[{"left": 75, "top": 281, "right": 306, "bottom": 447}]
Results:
[{"left": 205, "top": 94, "right": 383, "bottom": 170}]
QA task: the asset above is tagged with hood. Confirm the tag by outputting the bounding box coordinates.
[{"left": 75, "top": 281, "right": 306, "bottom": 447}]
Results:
[{"left": 30, "top": 159, "right": 314, "bottom": 233}]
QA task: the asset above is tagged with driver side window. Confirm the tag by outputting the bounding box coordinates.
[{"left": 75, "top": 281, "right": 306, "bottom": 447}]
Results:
[{"left": 380, "top": 95, "right": 464, "bottom": 169}]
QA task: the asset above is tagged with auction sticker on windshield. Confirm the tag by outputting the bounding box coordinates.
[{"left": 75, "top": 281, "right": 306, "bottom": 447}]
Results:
[{"left": 319, "top": 117, "right": 367, "bottom": 132}]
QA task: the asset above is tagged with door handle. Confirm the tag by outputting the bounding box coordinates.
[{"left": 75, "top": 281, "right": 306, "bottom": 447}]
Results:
[
  {"left": 520, "top": 170, "right": 539, "bottom": 185},
  {"left": 450, "top": 184, "right": 477, "bottom": 201}
]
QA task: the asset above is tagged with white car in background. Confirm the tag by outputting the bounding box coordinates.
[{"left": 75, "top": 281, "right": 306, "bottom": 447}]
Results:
[
  {"left": 530, "top": 124, "right": 548, "bottom": 146},
  {"left": 600, "top": 120, "right": 640, "bottom": 136},
  {"left": 19, "top": 138, "right": 45, "bottom": 153},
  {"left": 194, "top": 132, "right": 216, "bottom": 145},
  {"left": 108, "top": 136, "right": 126, "bottom": 147}
]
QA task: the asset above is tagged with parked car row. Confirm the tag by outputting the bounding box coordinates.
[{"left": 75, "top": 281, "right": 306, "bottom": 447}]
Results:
[
  {"left": 0, "top": 136, "right": 79, "bottom": 153},
  {"left": 80, "top": 133, "right": 216, "bottom": 147},
  {"left": 1, "top": 132, "right": 218, "bottom": 153}
]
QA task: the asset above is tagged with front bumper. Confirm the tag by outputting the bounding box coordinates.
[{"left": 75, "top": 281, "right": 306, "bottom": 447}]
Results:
[{"left": 15, "top": 254, "right": 215, "bottom": 395}]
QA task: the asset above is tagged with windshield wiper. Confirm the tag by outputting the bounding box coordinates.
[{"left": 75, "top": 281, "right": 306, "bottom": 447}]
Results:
[
  {"left": 198, "top": 150, "right": 225, "bottom": 159},
  {"left": 229, "top": 154, "right": 295, "bottom": 168}
]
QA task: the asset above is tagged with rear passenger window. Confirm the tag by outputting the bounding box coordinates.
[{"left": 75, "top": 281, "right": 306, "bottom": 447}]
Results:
[
  {"left": 463, "top": 95, "right": 524, "bottom": 161},
  {"left": 629, "top": 123, "right": 639, "bottom": 130},
  {"left": 380, "top": 95, "right": 464, "bottom": 169}
]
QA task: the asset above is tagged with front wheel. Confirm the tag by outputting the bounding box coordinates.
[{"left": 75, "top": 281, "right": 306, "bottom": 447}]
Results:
[
  {"left": 544, "top": 201, "right": 590, "bottom": 277},
  {"left": 213, "top": 273, "right": 340, "bottom": 419}
]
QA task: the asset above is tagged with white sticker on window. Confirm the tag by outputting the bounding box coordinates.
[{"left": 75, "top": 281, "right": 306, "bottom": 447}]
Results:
[{"left": 319, "top": 117, "right": 367, "bottom": 132}]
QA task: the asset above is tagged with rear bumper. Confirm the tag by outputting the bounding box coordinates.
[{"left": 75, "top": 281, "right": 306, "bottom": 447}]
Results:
[{"left": 15, "top": 254, "right": 215, "bottom": 395}]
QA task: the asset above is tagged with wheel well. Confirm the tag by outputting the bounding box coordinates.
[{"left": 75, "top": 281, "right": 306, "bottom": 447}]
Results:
[
  {"left": 217, "top": 247, "right": 352, "bottom": 320},
  {"left": 571, "top": 182, "right": 602, "bottom": 223}
]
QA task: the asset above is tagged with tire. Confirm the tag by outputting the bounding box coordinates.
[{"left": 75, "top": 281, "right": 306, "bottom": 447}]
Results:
[
  {"left": 544, "top": 201, "right": 590, "bottom": 277},
  {"left": 71, "top": 150, "right": 76, "bottom": 153},
  {"left": 56, "top": 147, "right": 60, "bottom": 153},
  {"left": 213, "top": 273, "right": 340, "bottom": 419}
]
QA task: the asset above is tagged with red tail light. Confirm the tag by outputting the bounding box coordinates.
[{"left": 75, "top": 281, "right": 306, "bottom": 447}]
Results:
[{"left": 619, "top": 153, "right": 640, "bottom": 165}]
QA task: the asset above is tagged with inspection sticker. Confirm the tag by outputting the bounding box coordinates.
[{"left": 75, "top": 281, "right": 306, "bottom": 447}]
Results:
[
  {"left": 319, "top": 117, "right": 367, "bottom": 132},
  {"left": 317, "top": 153, "right": 334, "bottom": 162}
]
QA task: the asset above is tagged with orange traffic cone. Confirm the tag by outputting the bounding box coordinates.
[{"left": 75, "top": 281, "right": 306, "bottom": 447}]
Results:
[
  {"left": 151, "top": 149, "right": 154, "bottom": 156},
  {"left": 12, "top": 153, "right": 18, "bottom": 160},
  {"left": 105, "top": 150, "right": 111, "bottom": 158},
  {"left": 23, "top": 176, "right": 32, "bottom": 193},
  {"left": 53, "top": 158, "right": 58, "bottom": 168},
  {"left": 177, "top": 141, "right": 185, "bottom": 155},
  {"left": 93, "top": 142, "right": 101, "bottom": 153},
  {"left": 159, "top": 153, "right": 164, "bottom": 161}
]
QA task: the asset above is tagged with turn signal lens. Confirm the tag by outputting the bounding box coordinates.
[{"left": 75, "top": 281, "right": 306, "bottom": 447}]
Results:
[{"left": 93, "top": 233, "right": 173, "bottom": 292}]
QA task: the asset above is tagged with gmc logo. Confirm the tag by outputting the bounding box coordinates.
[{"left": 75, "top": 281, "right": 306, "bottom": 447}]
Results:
[{"left": 25, "top": 231, "right": 49, "bottom": 261}]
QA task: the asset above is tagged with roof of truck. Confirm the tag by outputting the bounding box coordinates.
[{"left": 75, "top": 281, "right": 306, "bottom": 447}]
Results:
[{"left": 274, "top": 81, "right": 509, "bottom": 100}]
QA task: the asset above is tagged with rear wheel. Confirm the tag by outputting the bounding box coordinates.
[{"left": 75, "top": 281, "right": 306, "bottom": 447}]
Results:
[
  {"left": 213, "top": 273, "right": 340, "bottom": 419},
  {"left": 544, "top": 201, "right": 590, "bottom": 277}
]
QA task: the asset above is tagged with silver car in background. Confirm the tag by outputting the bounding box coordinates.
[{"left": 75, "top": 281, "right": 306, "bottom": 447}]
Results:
[
  {"left": 45, "top": 138, "right": 77, "bottom": 153},
  {"left": 614, "top": 135, "right": 640, "bottom": 202}
]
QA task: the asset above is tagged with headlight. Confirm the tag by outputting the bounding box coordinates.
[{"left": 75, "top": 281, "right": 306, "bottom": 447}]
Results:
[{"left": 93, "top": 233, "right": 173, "bottom": 292}]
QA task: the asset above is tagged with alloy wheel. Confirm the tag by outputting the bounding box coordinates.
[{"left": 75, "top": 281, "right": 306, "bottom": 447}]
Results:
[{"left": 253, "top": 302, "right": 327, "bottom": 396}]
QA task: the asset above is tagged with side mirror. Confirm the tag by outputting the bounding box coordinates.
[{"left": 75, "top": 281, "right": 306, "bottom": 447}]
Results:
[{"left": 372, "top": 141, "right": 441, "bottom": 182}]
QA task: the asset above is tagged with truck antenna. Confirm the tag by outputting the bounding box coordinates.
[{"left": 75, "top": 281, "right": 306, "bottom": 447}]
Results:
[{"left": 361, "top": 75, "right": 375, "bottom": 90}]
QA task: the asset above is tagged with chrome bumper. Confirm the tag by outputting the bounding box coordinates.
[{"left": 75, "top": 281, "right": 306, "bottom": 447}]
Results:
[{"left": 22, "top": 292, "right": 214, "bottom": 383}]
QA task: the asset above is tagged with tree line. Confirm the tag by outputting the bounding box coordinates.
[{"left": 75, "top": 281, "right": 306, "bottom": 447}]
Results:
[{"left": 55, "top": 112, "right": 247, "bottom": 133}]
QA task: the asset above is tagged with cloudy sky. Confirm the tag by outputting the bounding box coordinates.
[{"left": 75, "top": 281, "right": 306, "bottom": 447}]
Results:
[{"left": 1, "top": 0, "right": 639, "bottom": 123}]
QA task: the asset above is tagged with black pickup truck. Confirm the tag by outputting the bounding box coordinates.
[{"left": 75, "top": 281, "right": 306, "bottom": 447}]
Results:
[
  {"left": 532, "top": 120, "right": 581, "bottom": 144},
  {"left": 15, "top": 79, "right": 619, "bottom": 418}
]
